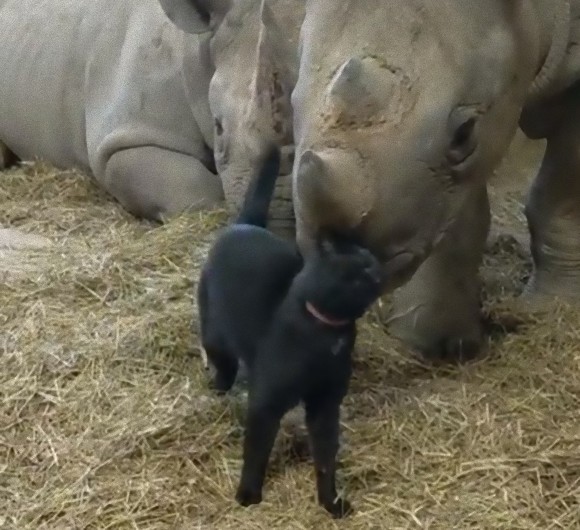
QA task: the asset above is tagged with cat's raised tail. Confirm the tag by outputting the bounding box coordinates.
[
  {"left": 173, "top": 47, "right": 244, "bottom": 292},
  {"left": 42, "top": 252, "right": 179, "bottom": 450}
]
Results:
[{"left": 235, "top": 144, "right": 281, "bottom": 228}]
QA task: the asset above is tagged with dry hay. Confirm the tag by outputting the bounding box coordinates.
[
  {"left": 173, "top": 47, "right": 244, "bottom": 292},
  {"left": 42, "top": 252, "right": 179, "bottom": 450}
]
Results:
[{"left": 1, "top": 160, "right": 580, "bottom": 530}]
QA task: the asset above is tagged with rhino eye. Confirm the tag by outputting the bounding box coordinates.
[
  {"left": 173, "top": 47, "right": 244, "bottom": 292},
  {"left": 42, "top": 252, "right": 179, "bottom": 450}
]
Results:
[
  {"left": 447, "top": 114, "right": 478, "bottom": 166},
  {"left": 214, "top": 118, "right": 223, "bottom": 136}
]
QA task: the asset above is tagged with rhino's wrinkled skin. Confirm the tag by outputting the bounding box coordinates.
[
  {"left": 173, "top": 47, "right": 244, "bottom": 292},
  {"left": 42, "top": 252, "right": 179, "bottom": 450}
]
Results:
[
  {"left": 0, "top": 0, "right": 302, "bottom": 233},
  {"left": 291, "top": 0, "right": 580, "bottom": 360}
]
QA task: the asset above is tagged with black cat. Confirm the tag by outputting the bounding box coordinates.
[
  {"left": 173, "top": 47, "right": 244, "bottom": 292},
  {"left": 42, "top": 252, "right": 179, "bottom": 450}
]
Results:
[{"left": 197, "top": 145, "right": 384, "bottom": 518}]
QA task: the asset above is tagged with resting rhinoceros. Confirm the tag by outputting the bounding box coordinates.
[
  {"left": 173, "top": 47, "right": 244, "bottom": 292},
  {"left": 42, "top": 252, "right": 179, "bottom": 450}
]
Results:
[
  {"left": 290, "top": 0, "right": 579, "bottom": 361},
  {"left": 0, "top": 0, "right": 302, "bottom": 233}
]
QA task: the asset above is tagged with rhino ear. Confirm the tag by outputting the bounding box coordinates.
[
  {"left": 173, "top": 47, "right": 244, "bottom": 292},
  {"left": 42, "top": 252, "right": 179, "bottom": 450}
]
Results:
[{"left": 157, "top": 0, "right": 232, "bottom": 34}]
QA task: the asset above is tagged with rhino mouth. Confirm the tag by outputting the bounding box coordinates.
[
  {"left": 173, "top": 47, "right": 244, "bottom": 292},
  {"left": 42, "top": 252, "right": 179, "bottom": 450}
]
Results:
[{"left": 379, "top": 250, "right": 424, "bottom": 290}]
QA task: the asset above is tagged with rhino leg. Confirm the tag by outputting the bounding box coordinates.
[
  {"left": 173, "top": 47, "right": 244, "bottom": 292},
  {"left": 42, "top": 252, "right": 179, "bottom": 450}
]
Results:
[
  {"left": 524, "top": 97, "right": 580, "bottom": 301},
  {"left": 103, "top": 146, "right": 224, "bottom": 221},
  {"left": 388, "top": 184, "right": 490, "bottom": 363}
]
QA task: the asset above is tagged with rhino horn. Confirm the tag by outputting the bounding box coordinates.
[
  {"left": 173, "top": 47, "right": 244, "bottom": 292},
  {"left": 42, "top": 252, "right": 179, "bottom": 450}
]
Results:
[
  {"left": 297, "top": 149, "right": 325, "bottom": 182},
  {"left": 253, "top": 9, "right": 277, "bottom": 97},
  {"left": 295, "top": 149, "right": 327, "bottom": 207},
  {"left": 249, "top": 1, "right": 296, "bottom": 140},
  {"left": 296, "top": 147, "right": 373, "bottom": 232},
  {"left": 259, "top": 0, "right": 276, "bottom": 28},
  {"left": 295, "top": 150, "right": 336, "bottom": 255},
  {"left": 327, "top": 56, "right": 403, "bottom": 119},
  {"left": 256, "top": 0, "right": 298, "bottom": 86},
  {"left": 327, "top": 57, "right": 368, "bottom": 104}
]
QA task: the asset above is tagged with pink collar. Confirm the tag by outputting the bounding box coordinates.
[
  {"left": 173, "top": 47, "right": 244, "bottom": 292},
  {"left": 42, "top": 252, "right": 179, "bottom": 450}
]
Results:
[{"left": 305, "top": 301, "right": 350, "bottom": 327}]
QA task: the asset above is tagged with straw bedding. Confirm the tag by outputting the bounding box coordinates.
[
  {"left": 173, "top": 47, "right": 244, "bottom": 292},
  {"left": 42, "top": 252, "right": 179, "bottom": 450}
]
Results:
[{"left": 1, "top": 145, "right": 579, "bottom": 529}]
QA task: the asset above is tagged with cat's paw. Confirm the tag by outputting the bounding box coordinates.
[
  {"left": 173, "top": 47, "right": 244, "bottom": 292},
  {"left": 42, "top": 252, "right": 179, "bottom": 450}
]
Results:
[
  {"left": 235, "top": 486, "right": 262, "bottom": 507},
  {"left": 210, "top": 372, "right": 235, "bottom": 395},
  {"left": 322, "top": 497, "right": 353, "bottom": 518}
]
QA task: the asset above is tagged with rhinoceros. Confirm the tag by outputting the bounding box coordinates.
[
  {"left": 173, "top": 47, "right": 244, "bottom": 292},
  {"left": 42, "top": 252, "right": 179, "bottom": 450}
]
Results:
[
  {"left": 0, "top": 0, "right": 302, "bottom": 233},
  {"left": 290, "top": 0, "right": 579, "bottom": 361}
]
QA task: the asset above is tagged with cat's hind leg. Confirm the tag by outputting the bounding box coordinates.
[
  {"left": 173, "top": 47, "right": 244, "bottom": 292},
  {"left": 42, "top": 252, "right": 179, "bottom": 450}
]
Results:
[
  {"left": 204, "top": 345, "right": 239, "bottom": 394},
  {"left": 197, "top": 277, "right": 238, "bottom": 394}
]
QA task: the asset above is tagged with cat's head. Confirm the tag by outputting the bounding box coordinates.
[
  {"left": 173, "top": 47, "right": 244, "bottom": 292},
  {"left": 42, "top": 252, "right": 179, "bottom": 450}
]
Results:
[{"left": 301, "top": 235, "right": 384, "bottom": 322}]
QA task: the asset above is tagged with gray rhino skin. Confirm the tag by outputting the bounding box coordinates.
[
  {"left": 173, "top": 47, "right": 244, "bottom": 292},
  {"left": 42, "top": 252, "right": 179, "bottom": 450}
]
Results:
[
  {"left": 0, "top": 0, "right": 302, "bottom": 233},
  {"left": 291, "top": 0, "right": 580, "bottom": 360}
]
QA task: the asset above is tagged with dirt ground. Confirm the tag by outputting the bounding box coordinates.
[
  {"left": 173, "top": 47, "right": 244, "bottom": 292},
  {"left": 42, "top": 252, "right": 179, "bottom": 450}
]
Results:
[{"left": 1, "top": 132, "right": 580, "bottom": 529}]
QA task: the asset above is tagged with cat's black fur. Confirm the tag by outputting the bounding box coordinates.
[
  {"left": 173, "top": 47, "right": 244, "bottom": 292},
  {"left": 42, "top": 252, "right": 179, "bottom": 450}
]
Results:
[{"left": 197, "top": 145, "right": 384, "bottom": 518}]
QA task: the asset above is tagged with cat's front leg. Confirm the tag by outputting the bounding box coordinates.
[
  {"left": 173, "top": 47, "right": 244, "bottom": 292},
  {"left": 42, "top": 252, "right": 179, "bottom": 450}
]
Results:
[
  {"left": 236, "top": 386, "right": 294, "bottom": 507},
  {"left": 304, "top": 395, "right": 352, "bottom": 518}
]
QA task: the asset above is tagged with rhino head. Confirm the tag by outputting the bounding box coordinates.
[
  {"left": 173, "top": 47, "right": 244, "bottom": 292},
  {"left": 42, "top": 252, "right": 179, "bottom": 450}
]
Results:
[
  {"left": 291, "top": 0, "right": 550, "bottom": 288},
  {"left": 158, "top": 0, "right": 301, "bottom": 236}
]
